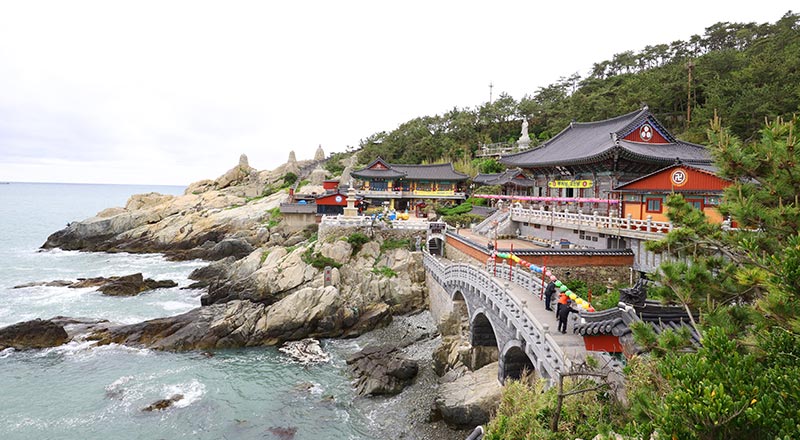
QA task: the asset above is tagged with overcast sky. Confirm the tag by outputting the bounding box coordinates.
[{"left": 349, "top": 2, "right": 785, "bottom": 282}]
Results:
[{"left": 0, "top": 1, "right": 795, "bottom": 186}]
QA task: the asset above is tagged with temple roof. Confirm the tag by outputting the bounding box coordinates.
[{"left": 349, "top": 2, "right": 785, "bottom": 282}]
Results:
[
  {"left": 352, "top": 157, "right": 469, "bottom": 181},
  {"left": 500, "top": 107, "right": 711, "bottom": 169},
  {"left": 473, "top": 168, "right": 537, "bottom": 187},
  {"left": 574, "top": 300, "right": 701, "bottom": 351}
]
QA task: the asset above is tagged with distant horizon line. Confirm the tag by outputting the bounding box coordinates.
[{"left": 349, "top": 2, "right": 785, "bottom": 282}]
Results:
[{"left": 1, "top": 180, "right": 187, "bottom": 188}]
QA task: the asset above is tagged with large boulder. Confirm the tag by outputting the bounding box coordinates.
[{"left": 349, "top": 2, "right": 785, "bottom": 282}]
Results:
[
  {"left": 434, "top": 362, "right": 503, "bottom": 428},
  {"left": 206, "top": 238, "right": 255, "bottom": 261},
  {"left": 0, "top": 319, "right": 69, "bottom": 350},
  {"left": 347, "top": 344, "right": 419, "bottom": 396}
]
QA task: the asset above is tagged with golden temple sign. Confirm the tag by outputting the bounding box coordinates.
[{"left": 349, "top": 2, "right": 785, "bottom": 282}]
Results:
[{"left": 548, "top": 180, "right": 593, "bottom": 188}]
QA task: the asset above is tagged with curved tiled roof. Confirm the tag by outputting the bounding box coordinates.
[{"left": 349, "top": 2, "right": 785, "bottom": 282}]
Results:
[
  {"left": 473, "top": 168, "right": 536, "bottom": 186},
  {"left": 351, "top": 160, "right": 468, "bottom": 181},
  {"left": 500, "top": 108, "right": 711, "bottom": 168}
]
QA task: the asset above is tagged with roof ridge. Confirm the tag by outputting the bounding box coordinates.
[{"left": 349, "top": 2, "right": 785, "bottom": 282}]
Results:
[{"left": 572, "top": 108, "right": 646, "bottom": 127}]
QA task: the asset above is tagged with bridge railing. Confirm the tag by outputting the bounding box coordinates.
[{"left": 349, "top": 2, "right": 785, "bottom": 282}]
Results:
[
  {"left": 423, "top": 252, "right": 569, "bottom": 379},
  {"left": 510, "top": 207, "right": 673, "bottom": 236}
]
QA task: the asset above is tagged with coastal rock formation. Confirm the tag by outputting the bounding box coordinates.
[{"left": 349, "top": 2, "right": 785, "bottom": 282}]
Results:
[
  {"left": 279, "top": 338, "right": 330, "bottom": 364},
  {"left": 201, "top": 231, "right": 426, "bottom": 316},
  {"left": 347, "top": 344, "right": 420, "bottom": 396},
  {"left": 0, "top": 319, "right": 69, "bottom": 350},
  {"left": 90, "top": 285, "right": 392, "bottom": 350},
  {"left": 15, "top": 273, "right": 177, "bottom": 297},
  {"left": 433, "top": 362, "right": 503, "bottom": 428},
  {"left": 40, "top": 154, "right": 320, "bottom": 260}
]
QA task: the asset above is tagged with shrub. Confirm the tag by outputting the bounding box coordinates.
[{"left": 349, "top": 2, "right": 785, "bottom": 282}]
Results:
[
  {"left": 372, "top": 266, "right": 397, "bottom": 278},
  {"left": 436, "top": 202, "right": 472, "bottom": 216},
  {"left": 380, "top": 238, "right": 411, "bottom": 252},
  {"left": 346, "top": 232, "right": 370, "bottom": 255},
  {"left": 301, "top": 247, "right": 342, "bottom": 269}
]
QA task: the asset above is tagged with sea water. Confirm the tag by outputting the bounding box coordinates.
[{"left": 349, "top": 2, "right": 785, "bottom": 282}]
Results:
[{"left": 0, "top": 183, "right": 379, "bottom": 440}]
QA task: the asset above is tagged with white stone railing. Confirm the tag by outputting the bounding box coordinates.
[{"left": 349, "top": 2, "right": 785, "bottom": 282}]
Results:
[
  {"left": 423, "top": 252, "right": 569, "bottom": 381},
  {"left": 511, "top": 207, "right": 673, "bottom": 237},
  {"left": 320, "top": 215, "right": 430, "bottom": 231}
]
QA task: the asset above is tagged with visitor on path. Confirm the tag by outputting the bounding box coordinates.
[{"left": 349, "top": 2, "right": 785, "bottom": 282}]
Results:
[
  {"left": 557, "top": 299, "right": 578, "bottom": 334},
  {"left": 543, "top": 281, "right": 556, "bottom": 311},
  {"left": 556, "top": 292, "right": 568, "bottom": 316}
]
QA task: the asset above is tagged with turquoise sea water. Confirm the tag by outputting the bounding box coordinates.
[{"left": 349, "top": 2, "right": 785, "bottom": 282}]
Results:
[{"left": 0, "top": 183, "right": 383, "bottom": 440}]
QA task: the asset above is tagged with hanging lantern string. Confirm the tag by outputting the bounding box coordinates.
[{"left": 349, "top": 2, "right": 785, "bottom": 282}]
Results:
[{"left": 494, "top": 252, "right": 595, "bottom": 312}]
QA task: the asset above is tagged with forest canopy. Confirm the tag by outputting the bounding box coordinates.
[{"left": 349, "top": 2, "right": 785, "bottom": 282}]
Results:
[{"left": 356, "top": 12, "right": 799, "bottom": 168}]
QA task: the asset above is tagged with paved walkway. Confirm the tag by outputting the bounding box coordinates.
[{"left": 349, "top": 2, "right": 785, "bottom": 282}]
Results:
[
  {"left": 455, "top": 228, "right": 547, "bottom": 251},
  {"left": 496, "top": 270, "right": 588, "bottom": 363}
]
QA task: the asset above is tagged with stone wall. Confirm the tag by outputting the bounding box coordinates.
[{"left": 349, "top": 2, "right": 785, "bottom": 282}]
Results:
[{"left": 426, "top": 272, "right": 454, "bottom": 329}]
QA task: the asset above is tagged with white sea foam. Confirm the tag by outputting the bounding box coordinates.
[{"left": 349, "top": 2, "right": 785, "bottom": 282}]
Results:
[
  {"left": 163, "top": 379, "right": 206, "bottom": 408},
  {"left": 157, "top": 300, "right": 195, "bottom": 311}
]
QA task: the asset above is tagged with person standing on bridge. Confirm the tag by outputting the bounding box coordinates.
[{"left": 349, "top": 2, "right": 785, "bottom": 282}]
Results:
[
  {"left": 543, "top": 281, "right": 556, "bottom": 311},
  {"left": 557, "top": 296, "right": 577, "bottom": 334}
]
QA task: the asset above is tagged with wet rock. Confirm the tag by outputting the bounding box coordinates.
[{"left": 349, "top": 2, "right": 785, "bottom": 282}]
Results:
[
  {"left": 142, "top": 394, "right": 184, "bottom": 412},
  {"left": 267, "top": 426, "right": 297, "bottom": 440},
  {"left": 12, "top": 280, "right": 73, "bottom": 288},
  {"left": 347, "top": 344, "right": 419, "bottom": 396},
  {"left": 0, "top": 319, "right": 69, "bottom": 350},
  {"left": 63, "top": 273, "right": 176, "bottom": 296},
  {"left": 206, "top": 238, "right": 254, "bottom": 261},
  {"left": 279, "top": 338, "right": 329, "bottom": 364}
]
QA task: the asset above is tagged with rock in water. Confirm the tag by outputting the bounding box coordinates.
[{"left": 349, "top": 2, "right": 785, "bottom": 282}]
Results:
[
  {"left": 0, "top": 319, "right": 69, "bottom": 350},
  {"left": 141, "top": 394, "right": 184, "bottom": 412},
  {"left": 346, "top": 344, "right": 419, "bottom": 396},
  {"left": 279, "top": 338, "right": 330, "bottom": 364},
  {"left": 267, "top": 426, "right": 297, "bottom": 440}
]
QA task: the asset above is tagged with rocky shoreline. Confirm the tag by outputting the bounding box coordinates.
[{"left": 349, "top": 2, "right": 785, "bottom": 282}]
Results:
[{"left": 3, "top": 155, "right": 502, "bottom": 438}]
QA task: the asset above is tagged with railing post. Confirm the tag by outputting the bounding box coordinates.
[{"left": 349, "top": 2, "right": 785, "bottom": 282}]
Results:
[
  {"left": 646, "top": 215, "right": 652, "bottom": 232},
  {"left": 626, "top": 213, "right": 632, "bottom": 229}
]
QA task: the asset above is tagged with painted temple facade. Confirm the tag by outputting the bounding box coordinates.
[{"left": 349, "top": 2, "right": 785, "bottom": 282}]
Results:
[
  {"left": 350, "top": 157, "right": 469, "bottom": 210},
  {"left": 613, "top": 163, "right": 731, "bottom": 223},
  {"left": 499, "top": 106, "right": 713, "bottom": 214},
  {"left": 472, "top": 168, "right": 537, "bottom": 197}
]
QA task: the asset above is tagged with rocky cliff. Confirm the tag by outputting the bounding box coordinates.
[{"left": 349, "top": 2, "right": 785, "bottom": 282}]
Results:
[{"left": 41, "top": 154, "right": 314, "bottom": 259}]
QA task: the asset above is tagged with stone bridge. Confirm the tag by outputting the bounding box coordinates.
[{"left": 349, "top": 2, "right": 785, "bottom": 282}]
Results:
[{"left": 424, "top": 252, "right": 590, "bottom": 384}]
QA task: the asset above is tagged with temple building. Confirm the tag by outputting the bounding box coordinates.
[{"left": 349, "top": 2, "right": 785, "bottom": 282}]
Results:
[
  {"left": 472, "top": 168, "right": 537, "bottom": 197},
  {"left": 350, "top": 157, "right": 469, "bottom": 211},
  {"left": 612, "top": 162, "right": 731, "bottom": 224},
  {"left": 499, "top": 106, "right": 712, "bottom": 213}
]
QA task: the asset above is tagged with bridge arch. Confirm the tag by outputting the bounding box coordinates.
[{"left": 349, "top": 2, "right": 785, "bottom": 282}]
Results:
[
  {"left": 500, "top": 340, "right": 535, "bottom": 383},
  {"left": 470, "top": 309, "right": 500, "bottom": 370}
]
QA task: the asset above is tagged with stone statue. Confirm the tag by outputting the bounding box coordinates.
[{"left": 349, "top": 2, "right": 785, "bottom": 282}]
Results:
[
  {"left": 517, "top": 119, "right": 531, "bottom": 149},
  {"left": 415, "top": 236, "right": 421, "bottom": 251},
  {"left": 239, "top": 153, "right": 249, "bottom": 168},
  {"left": 314, "top": 144, "right": 325, "bottom": 161},
  {"left": 288, "top": 151, "right": 297, "bottom": 163}
]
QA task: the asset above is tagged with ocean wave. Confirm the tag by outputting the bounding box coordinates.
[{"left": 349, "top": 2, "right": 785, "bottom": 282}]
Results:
[{"left": 163, "top": 379, "right": 206, "bottom": 408}]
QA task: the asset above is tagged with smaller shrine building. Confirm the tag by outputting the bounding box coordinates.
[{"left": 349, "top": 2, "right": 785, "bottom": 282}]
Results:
[{"left": 351, "top": 157, "right": 469, "bottom": 210}]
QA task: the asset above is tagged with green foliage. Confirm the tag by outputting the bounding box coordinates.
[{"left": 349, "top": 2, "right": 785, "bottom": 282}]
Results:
[
  {"left": 354, "top": 13, "right": 798, "bottom": 166},
  {"left": 441, "top": 213, "right": 483, "bottom": 228},
  {"left": 282, "top": 172, "right": 298, "bottom": 187},
  {"left": 485, "top": 377, "right": 628, "bottom": 440},
  {"left": 627, "top": 326, "right": 800, "bottom": 439},
  {"left": 465, "top": 196, "right": 488, "bottom": 206},
  {"left": 473, "top": 185, "right": 502, "bottom": 195},
  {"left": 266, "top": 207, "right": 282, "bottom": 228},
  {"left": 436, "top": 202, "right": 473, "bottom": 216},
  {"left": 259, "top": 250, "right": 270, "bottom": 265},
  {"left": 473, "top": 158, "right": 505, "bottom": 174},
  {"left": 371, "top": 266, "right": 397, "bottom": 278},
  {"left": 380, "top": 238, "right": 411, "bottom": 252},
  {"left": 301, "top": 247, "right": 342, "bottom": 269},
  {"left": 323, "top": 152, "right": 349, "bottom": 176},
  {"left": 622, "top": 116, "right": 800, "bottom": 439},
  {"left": 346, "top": 232, "right": 370, "bottom": 256}
]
